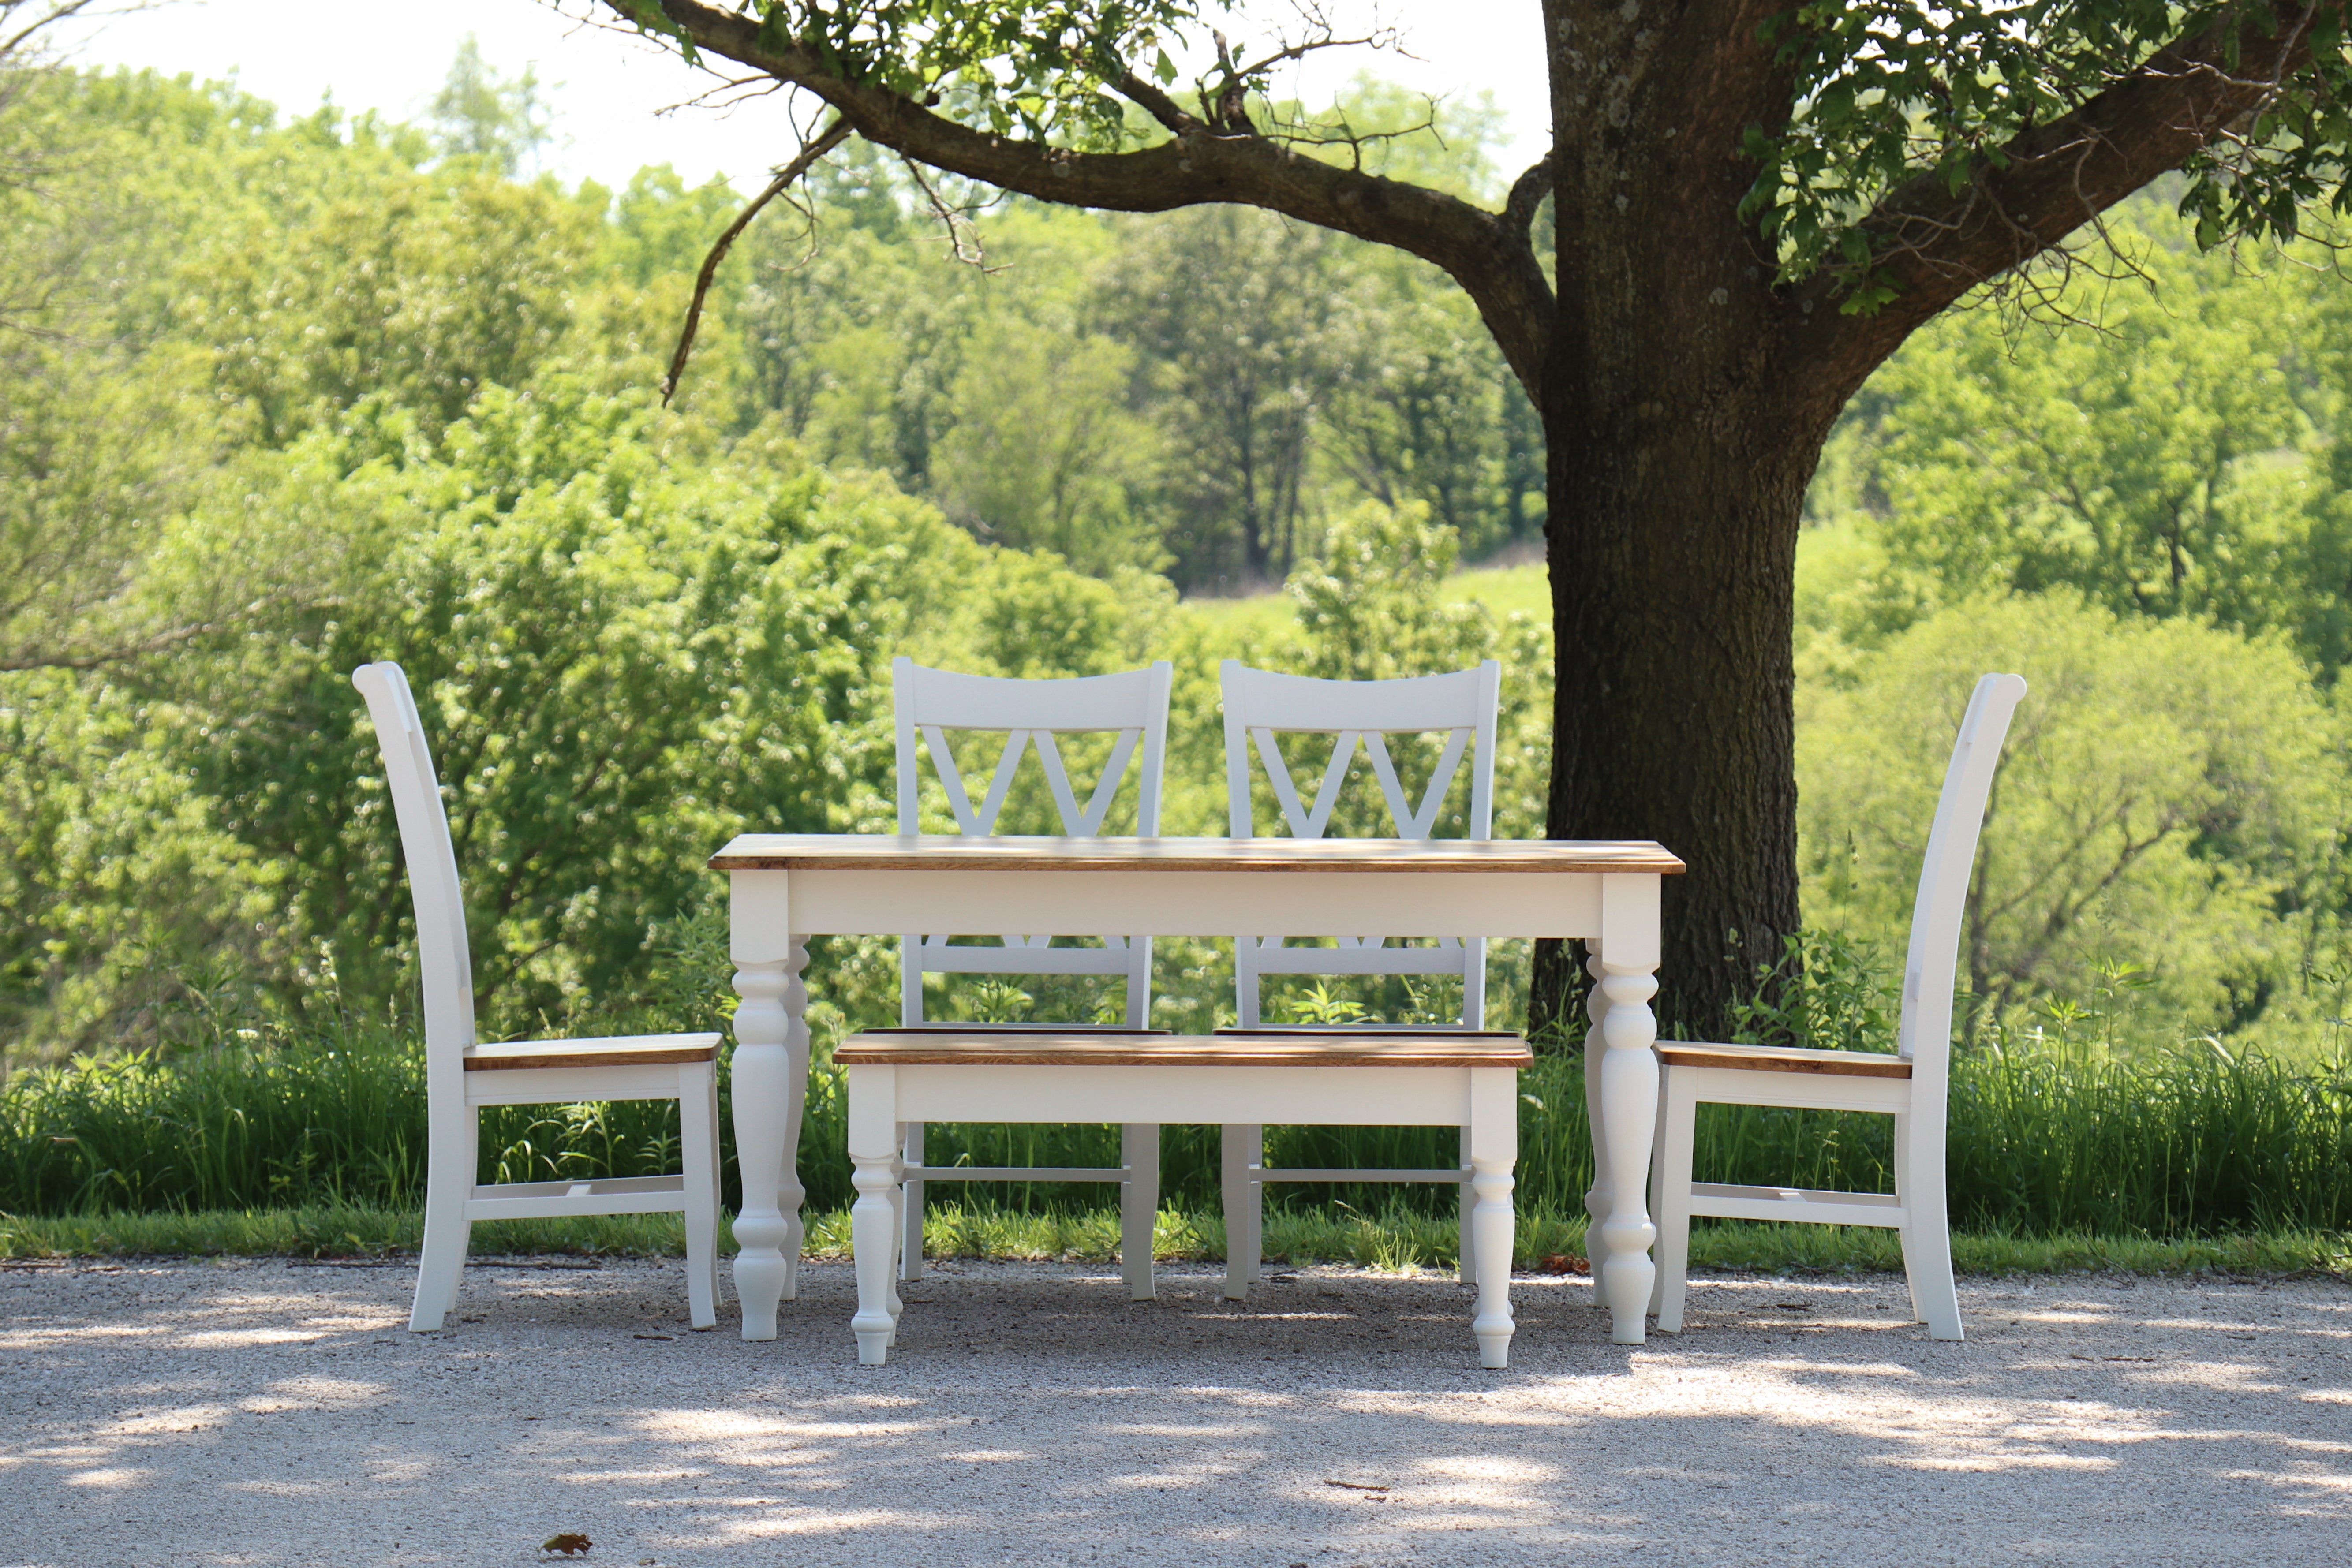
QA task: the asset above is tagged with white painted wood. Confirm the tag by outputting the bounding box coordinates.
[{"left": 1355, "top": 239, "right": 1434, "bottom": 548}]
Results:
[
  {"left": 1466, "top": 1066, "right": 1518, "bottom": 1368},
  {"left": 1593, "top": 961, "right": 1661, "bottom": 1345},
  {"left": 728, "top": 938, "right": 808, "bottom": 1339},
  {"left": 890, "top": 658, "right": 1174, "bottom": 1293},
  {"left": 721, "top": 838, "right": 1670, "bottom": 1344},
  {"left": 843, "top": 1044, "right": 1520, "bottom": 1367},
  {"left": 351, "top": 661, "right": 724, "bottom": 1333},
  {"left": 778, "top": 865, "right": 1607, "bottom": 939},
  {"left": 1649, "top": 672, "right": 2026, "bottom": 1344},
  {"left": 1222, "top": 1121, "right": 1262, "bottom": 1299},
  {"left": 1219, "top": 659, "right": 1499, "bottom": 1025},
  {"left": 884, "top": 1064, "right": 1479, "bottom": 1124},
  {"left": 1217, "top": 661, "right": 1501, "bottom": 1296}
]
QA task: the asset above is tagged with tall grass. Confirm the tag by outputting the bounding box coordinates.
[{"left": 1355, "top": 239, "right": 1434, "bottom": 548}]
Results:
[{"left": 6, "top": 1018, "right": 2350, "bottom": 1239}]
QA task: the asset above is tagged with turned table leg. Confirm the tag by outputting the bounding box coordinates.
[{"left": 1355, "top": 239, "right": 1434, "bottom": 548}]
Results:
[
  {"left": 729, "top": 933, "right": 809, "bottom": 1340},
  {"left": 1593, "top": 959, "right": 1660, "bottom": 1344},
  {"left": 1581, "top": 949, "right": 1612, "bottom": 1311}
]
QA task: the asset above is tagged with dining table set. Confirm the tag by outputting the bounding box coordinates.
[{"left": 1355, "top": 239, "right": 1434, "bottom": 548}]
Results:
[
  {"left": 352, "top": 651, "right": 2022, "bottom": 1366},
  {"left": 712, "top": 829, "right": 1679, "bottom": 1366}
]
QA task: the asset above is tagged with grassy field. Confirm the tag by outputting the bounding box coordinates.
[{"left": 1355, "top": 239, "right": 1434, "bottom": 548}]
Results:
[{"left": 1183, "top": 556, "right": 1551, "bottom": 640}]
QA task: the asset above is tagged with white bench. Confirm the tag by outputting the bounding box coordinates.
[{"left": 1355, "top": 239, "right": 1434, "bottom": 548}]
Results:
[{"left": 835, "top": 1029, "right": 1533, "bottom": 1366}]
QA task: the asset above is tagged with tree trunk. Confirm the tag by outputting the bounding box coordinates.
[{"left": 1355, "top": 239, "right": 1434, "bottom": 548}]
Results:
[
  {"left": 1537, "top": 388, "right": 1831, "bottom": 1038},
  {"left": 1523, "top": 0, "right": 1855, "bottom": 1038}
]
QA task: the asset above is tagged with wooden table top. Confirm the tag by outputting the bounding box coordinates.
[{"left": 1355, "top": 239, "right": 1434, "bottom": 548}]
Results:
[{"left": 709, "top": 834, "right": 1684, "bottom": 874}]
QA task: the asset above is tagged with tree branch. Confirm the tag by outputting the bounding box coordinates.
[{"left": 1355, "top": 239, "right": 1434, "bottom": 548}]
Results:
[
  {"left": 607, "top": 0, "right": 1555, "bottom": 396},
  {"left": 661, "top": 113, "right": 851, "bottom": 405},
  {"left": 1503, "top": 153, "right": 1553, "bottom": 238},
  {"left": 1808, "top": 2, "right": 2332, "bottom": 376}
]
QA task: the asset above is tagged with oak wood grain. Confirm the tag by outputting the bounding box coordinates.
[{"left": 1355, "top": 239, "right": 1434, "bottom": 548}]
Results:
[
  {"left": 708, "top": 833, "right": 1683, "bottom": 874},
  {"left": 464, "top": 1033, "right": 721, "bottom": 1072},
  {"left": 1654, "top": 1041, "right": 1912, "bottom": 1079},
  {"left": 834, "top": 1030, "right": 1534, "bottom": 1069}
]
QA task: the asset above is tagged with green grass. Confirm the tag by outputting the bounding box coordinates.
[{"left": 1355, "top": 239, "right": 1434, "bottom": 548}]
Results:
[
  {"left": 5, "top": 1201, "right": 2344, "bottom": 1280},
  {"left": 1441, "top": 557, "right": 1548, "bottom": 620},
  {"left": 11, "top": 1027, "right": 2350, "bottom": 1237}
]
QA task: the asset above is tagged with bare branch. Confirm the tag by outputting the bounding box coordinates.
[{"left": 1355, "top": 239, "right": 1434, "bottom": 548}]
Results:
[
  {"left": 898, "top": 155, "right": 998, "bottom": 272},
  {"left": 660, "top": 113, "right": 851, "bottom": 406}
]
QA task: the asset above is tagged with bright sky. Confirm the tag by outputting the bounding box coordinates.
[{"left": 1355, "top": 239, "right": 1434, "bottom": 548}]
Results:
[{"left": 60, "top": 1, "right": 1551, "bottom": 195}]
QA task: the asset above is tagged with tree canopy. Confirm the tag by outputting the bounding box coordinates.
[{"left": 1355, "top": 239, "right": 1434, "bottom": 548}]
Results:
[{"left": 583, "top": 2, "right": 2352, "bottom": 1029}]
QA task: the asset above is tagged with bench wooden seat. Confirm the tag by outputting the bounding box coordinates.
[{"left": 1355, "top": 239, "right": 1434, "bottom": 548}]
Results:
[
  {"left": 1653, "top": 1040, "right": 1911, "bottom": 1079},
  {"left": 835, "top": 1030, "right": 1534, "bottom": 1069},
  {"left": 464, "top": 1033, "right": 720, "bottom": 1071}
]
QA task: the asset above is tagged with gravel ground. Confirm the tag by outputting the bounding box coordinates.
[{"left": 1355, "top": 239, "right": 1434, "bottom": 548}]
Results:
[{"left": 1, "top": 1256, "right": 2346, "bottom": 1566}]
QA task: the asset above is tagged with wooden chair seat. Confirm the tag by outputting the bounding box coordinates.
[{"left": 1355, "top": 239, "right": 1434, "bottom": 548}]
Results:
[
  {"left": 835, "top": 1030, "right": 1533, "bottom": 1069},
  {"left": 1653, "top": 1040, "right": 1911, "bottom": 1079},
  {"left": 464, "top": 1033, "right": 721, "bottom": 1071}
]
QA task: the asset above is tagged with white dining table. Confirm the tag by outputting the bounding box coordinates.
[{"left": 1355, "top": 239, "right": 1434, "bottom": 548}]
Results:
[{"left": 708, "top": 833, "right": 1686, "bottom": 1346}]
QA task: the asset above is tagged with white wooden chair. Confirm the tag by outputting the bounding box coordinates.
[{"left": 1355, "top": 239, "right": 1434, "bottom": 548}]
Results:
[
  {"left": 890, "top": 656, "right": 1174, "bottom": 1298},
  {"left": 1215, "top": 658, "right": 1501, "bottom": 1300},
  {"left": 352, "top": 662, "right": 722, "bottom": 1333},
  {"left": 1649, "top": 672, "right": 2027, "bottom": 1341}
]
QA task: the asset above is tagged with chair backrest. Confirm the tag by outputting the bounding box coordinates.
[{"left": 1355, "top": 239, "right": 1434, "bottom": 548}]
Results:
[
  {"left": 351, "top": 662, "right": 477, "bottom": 1079},
  {"left": 1899, "top": 672, "right": 2028, "bottom": 1082},
  {"left": 893, "top": 656, "right": 1173, "bottom": 1025},
  {"left": 1221, "top": 661, "right": 1499, "bottom": 841},
  {"left": 1220, "top": 659, "right": 1501, "bottom": 1027}
]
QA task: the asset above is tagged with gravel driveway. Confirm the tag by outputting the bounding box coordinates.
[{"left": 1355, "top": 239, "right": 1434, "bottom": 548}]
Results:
[{"left": 2, "top": 1258, "right": 2346, "bottom": 1566}]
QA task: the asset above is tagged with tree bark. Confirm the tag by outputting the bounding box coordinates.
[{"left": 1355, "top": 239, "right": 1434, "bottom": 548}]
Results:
[
  {"left": 1523, "top": 0, "right": 1831, "bottom": 1037},
  {"left": 1537, "top": 393, "right": 1830, "bottom": 1036}
]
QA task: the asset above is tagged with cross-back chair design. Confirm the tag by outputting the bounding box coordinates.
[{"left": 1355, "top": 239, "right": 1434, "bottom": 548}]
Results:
[
  {"left": 890, "top": 655, "right": 1174, "bottom": 1296},
  {"left": 1648, "top": 672, "right": 2027, "bottom": 1341},
  {"left": 1215, "top": 657, "right": 1501, "bottom": 1299},
  {"left": 352, "top": 662, "right": 722, "bottom": 1333}
]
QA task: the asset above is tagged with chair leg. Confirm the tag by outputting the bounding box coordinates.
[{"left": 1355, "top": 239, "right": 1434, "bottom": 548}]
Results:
[
  {"left": 898, "top": 1122, "right": 927, "bottom": 1282},
  {"left": 1121, "top": 1124, "right": 1159, "bottom": 1301},
  {"left": 1222, "top": 1123, "right": 1262, "bottom": 1300},
  {"left": 1456, "top": 1126, "right": 1475, "bottom": 1285},
  {"left": 680, "top": 1069, "right": 721, "bottom": 1330},
  {"left": 1648, "top": 1069, "right": 1696, "bottom": 1333},
  {"left": 1895, "top": 1110, "right": 1964, "bottom": 1340},
  {"left": 410, "top": 1119, "right": 474, "bottom": 1332}
]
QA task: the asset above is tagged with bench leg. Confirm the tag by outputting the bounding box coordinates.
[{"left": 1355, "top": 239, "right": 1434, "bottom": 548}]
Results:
[
  {"left": 1121, "top": 1123, "right": 1159, "bottom": 1301},
  {"left": 1222, "top": 1123, "right": 1262, "bottom": 1300},
  {"left": 1468, "top": 1069, "right": 1518, "bottom": 1369},
  {"left": 847, "top": 1066, "right": 902, "bottom": 1365}
]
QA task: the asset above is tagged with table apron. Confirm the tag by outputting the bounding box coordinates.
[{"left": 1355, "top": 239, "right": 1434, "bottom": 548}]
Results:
[
  {"left": 856, "top": 1063, "right": 1496, "bottom": 1126},
  {"left": 746, "top": 868, "right": 1604, "bottom": 939}
]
